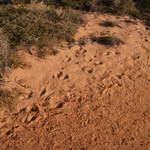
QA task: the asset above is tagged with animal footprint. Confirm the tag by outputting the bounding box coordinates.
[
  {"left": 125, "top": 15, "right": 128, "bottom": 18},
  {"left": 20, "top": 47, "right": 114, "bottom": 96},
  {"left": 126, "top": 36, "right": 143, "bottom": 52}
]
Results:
[
  {"left": 52, "top": 71, "right": 63, "bottom": 79},
  {"left": 115, "top": 51, "right": 121, "bottom": 55},
  {"left": 103, "top": 51, "right": 111, "bottom": 56},
  {"left": 82, "top": 66, "right": 94, "bottom": 74},
  {"left": 64, "top": 57, "right": 72, "bottom": 62},
  {"left": 94, "top": 61, "right": 103, "bottom": 65},
  {"left": 52, "top": 71, "right": 69, "bottom": 80},
  {"left": 132, "top": 55, "right": 140, "bottom": 60},
  {"left": 40, "top": 88, "right": 46, "bottom": 97},
  {"left": 61, "top": 74, "right": 69, "bottom": 80}
]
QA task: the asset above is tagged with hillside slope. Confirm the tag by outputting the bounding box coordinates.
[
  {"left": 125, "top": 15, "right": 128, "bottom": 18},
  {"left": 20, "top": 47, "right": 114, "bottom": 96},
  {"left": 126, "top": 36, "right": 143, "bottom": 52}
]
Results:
[{"left": 0, "top": 13, "right": 150, "bottom": 150}]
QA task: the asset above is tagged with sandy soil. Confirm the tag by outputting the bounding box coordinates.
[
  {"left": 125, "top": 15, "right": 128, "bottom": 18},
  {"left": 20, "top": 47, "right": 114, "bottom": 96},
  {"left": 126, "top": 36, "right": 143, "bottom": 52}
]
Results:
[{"left": 0, "top": 13, "right": 150, "bottom": 150}]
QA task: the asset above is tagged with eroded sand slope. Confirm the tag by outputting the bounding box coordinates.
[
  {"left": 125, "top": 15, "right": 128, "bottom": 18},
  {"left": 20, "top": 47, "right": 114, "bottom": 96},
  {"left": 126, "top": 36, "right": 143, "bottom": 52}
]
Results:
[{"left": 0, "top": 14, "right": 150, "bottom": 150}]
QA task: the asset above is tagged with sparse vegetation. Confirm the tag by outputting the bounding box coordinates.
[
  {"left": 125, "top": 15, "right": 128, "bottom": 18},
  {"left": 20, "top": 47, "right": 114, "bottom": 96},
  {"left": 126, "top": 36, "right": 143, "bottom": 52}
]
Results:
[
  {"left": 137, "top": 0, "right": 150, "bottom": 13},
  {"left": 0, "top": 88, "right": 18, "bottom": 111},
  {"left": 0, "top": 29, "right": 23, "bottom": 78},
  {"left": 91, "top": 36, "right": 123, "bottom": 46},
  {"left": 0, "top": 5, "right": 82, "bottom": 56},
  {"left": 42, "top": 0, "right": 140, "bottom": 16},
  {"left": 0, "top": 4, "right": 82, "bottom": 79},
  {"left": 145, "top": 16, "right": 150, "bottom": 26}
]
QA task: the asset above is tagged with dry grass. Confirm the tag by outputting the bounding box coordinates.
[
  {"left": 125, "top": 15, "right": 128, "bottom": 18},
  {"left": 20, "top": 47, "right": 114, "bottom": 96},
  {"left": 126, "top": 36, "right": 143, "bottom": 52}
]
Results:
[
  {"left": 0, "top": 4, "right": 83, "bottom": 78},
  {"left": 0, "top": 29, "right": 23, "bottom": 77},
  {"left": 0, "top": 5, "right": 82, "bottom": 57},
  {"left": 0, "top": 88, "right": 18, "bottom": 111}
]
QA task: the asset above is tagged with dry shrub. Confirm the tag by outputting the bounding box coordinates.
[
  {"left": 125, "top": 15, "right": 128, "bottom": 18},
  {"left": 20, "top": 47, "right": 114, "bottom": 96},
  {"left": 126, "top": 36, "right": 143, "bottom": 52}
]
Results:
[
  {"left": 100, "top": 21, "right": 118, "bottom": 27},
  {"left": 91, "top": 35, "right": 124, "bottom": 46},
  {"left": 0, "top": 88, "right": 18, "bottom": 111},
  {"left": 0, "top": 5, "right": 82, "bottom": 57}
]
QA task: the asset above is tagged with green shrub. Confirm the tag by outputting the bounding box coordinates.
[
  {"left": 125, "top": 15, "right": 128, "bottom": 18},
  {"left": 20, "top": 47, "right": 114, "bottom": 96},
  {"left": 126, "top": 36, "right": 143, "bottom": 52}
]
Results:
[
  {"left": 0, "top": 6, "right": 82, "bottom": 57},
  {"left": 91, "top": 35, "right": 123, "bottom": 46}
]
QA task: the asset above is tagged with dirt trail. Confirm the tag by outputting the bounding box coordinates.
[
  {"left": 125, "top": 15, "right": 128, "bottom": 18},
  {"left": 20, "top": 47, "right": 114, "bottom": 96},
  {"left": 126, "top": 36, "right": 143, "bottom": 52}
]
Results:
[{"left": 0, "top": 14, "right": 150, "bottom": 150}]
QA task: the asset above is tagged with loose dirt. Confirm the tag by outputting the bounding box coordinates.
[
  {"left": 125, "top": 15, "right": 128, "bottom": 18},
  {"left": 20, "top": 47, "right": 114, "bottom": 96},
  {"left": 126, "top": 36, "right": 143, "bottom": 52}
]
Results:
[{"left": 0, "top": 13, "right": 150, "bottom": 150}]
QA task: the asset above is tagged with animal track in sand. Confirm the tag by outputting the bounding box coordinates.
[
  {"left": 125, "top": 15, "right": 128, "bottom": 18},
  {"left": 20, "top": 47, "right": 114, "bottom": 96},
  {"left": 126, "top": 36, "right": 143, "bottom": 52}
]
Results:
[
  {"left": 94, "top": 61, "right": 103, "bottom": 65},
  {"left": 52, "top": 71, "right": 69, "bottom": 80},
  {"left": 132, "top": 55, "right": 141, "bottom": 60},
  {"left": 115, "top": 51, "right": 121, "bottom": 55},
  {"left": 82, "top": 66, "right": 94, "bottom": 74},
  {"left": 40, "top": 87, "right": 47, "bottom": 97},
  {"left": 103, "top": 51, "right": 112, "bottom": 56},
  {"left": 64, "top": 57, "right": 72, "bottom": 62}
]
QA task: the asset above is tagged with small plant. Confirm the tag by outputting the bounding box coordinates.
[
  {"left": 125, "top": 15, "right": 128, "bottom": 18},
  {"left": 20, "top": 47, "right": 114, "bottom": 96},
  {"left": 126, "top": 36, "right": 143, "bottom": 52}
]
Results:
[
  {"left": 91, "top": 35, "right": 124, "bottom": 46},
  {"left": 100, "top": 21, "right": 118, "bottom": 27}
]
